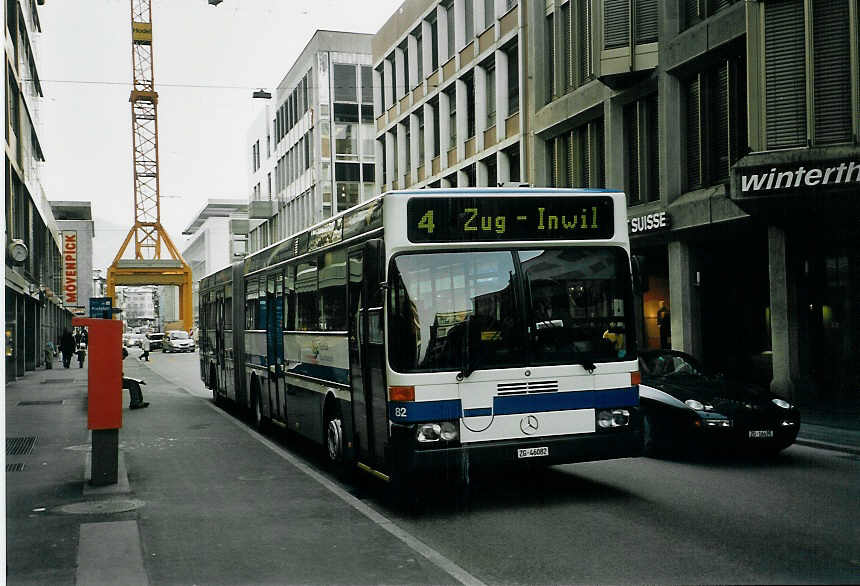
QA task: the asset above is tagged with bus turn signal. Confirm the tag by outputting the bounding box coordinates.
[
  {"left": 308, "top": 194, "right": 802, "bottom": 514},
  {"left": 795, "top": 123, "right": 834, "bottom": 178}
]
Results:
[{"left": 388, "top": 386, "right": 415, "bottom": 401}]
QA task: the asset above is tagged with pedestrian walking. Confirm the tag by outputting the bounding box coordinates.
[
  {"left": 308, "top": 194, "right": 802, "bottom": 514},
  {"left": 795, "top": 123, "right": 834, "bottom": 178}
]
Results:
[
  {"left": 60, "top": 328, "right": 76, "bottom": 368},
  {"left": 139, "top": 335, "right": 151, "bottom": 361},
  {"left": 123, "top": 347, "right": 149, "bottom": 409}
]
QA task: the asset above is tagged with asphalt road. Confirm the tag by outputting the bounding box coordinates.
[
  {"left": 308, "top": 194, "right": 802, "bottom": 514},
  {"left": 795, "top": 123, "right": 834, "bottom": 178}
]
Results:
[{"left": 145, "top": 350, "right": 860, "bottom": 584}]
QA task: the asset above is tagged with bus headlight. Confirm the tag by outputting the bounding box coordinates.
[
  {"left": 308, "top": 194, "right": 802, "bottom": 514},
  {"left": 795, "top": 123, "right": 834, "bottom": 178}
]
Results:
[
  {"left": 416, "top": 421, "right": 460, "bottom": 443},
  {"left": 416, "top": 423, "right": 441, "bottom": 442},
  {"left": 597, "top": 409, "right": 631, "bottom": 428}
]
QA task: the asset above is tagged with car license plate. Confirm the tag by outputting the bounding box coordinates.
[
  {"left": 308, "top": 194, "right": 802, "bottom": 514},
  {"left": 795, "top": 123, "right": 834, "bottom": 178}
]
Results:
[
  {"left": 749, "top": 430, "right": 774, "bottom": 438},
  {"left": 518, "top": 446, "right": 549, "bottom": 459}
]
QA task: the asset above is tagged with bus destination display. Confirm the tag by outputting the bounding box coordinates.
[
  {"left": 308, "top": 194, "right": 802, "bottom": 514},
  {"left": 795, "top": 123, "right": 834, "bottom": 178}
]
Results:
[{"left": 406, "top": 196, "right": 615, "bottom": 242}]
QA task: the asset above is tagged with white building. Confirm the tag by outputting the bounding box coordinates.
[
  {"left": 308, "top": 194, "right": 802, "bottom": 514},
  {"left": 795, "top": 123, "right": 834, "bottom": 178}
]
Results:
[
  {"left": 178, "top": 199, "right": 249, "bottom": 328},
  {"left": 247, "top": 30, "right": 378, "bottom": 253}
]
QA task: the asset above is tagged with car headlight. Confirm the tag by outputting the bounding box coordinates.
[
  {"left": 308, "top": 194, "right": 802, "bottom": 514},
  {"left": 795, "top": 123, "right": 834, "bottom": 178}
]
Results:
[
  {"left": 772, "top": 398, "right": 791, "bottom": 409},
  {"left": 685, "top": 399, "right": 705, "bottom": 410}
]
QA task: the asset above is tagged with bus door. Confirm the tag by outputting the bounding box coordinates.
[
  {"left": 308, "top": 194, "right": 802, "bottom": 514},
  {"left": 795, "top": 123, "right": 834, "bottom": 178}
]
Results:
[
  {"left": 215, "top": 288, "right": 226, "bottom": 390},
  {"left": 266, "top": 273, "right": 285, "bottom": 420},
  {"left": 347, "top": 240, "right": 387, "bottom": 470}
]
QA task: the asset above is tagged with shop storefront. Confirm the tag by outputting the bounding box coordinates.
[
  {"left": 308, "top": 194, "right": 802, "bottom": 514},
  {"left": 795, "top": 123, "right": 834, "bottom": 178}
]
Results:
[{"left": 732, "top": 153, "right": 860, "bottom": 405}]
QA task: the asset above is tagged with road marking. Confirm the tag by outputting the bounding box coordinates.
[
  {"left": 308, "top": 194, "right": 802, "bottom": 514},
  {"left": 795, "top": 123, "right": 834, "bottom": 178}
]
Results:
[{"left": 204, "top": 399, "right": 486, "bottom": 586}]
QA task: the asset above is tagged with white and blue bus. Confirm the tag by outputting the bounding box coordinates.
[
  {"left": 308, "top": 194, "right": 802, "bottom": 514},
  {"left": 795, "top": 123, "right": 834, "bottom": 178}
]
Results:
[{"left": 199, "top": 188, "right": 642, "bottom": 490}]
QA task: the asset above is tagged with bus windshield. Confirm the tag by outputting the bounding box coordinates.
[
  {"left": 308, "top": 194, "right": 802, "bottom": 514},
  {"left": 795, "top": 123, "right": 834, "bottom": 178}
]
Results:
[{"left": 388, "top": 247, "right": 635, "bottom": 374}]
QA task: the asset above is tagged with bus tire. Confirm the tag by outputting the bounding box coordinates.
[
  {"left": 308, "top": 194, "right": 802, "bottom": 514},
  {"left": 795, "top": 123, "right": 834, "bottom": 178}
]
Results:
[
  {"left": 324, "top": 403, "right": 352, "bottom": 481},
  {"left": 210, "top": 364, "right": 222, "bottom": 407},
  {"left": 251, "top": 382, "right": 265, "bottom": 432},
  {"left": 642, "top": 413, "right": 659, "bottom": 457}
]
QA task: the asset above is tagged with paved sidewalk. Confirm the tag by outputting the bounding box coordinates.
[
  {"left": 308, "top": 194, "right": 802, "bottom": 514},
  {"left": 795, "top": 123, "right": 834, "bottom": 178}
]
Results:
[
  {"left": 5, "top": 360, "right": 859, "bottom": 584},
  {"left": 5, "top": 360, "right": 458, "bottom": 585}
]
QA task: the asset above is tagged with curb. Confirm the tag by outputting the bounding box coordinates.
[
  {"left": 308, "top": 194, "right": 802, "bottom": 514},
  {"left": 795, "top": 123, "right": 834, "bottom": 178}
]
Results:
[{"left": 794, "top": 437, "right": 860, "bottom": 456}]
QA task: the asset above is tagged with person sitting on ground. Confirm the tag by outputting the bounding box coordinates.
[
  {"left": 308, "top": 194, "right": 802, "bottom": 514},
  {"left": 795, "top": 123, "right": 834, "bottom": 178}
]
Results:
[{"left": 122, "top": 347, "right": 149, "bottom": 409}]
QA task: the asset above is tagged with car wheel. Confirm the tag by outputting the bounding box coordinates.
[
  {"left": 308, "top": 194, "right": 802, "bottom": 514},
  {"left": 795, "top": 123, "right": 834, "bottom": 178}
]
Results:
[{"left": 252, "top": 387, "right": 266, "bottom": 432}]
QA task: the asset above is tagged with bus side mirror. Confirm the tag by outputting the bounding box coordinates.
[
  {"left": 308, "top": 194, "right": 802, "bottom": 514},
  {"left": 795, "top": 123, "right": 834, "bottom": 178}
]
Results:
[{"left": 632, "top": 255, "right": 648, "bottom": 294}]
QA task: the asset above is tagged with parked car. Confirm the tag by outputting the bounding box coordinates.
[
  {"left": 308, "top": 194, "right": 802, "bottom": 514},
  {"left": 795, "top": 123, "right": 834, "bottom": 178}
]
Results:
[
  {"left": 146, "top": 332, "right": 165, "bottom": 351},
  {"left": 162, "top": 330, "right": 196, "bottom": 353},
  {"left": 638, "top": 349, "right": 800, "bottom": 456}
]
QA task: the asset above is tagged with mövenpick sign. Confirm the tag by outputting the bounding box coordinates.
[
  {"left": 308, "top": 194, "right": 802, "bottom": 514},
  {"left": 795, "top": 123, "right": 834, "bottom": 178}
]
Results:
[{"left": 63, "top": 231, "right": 78, "bottom": 304}]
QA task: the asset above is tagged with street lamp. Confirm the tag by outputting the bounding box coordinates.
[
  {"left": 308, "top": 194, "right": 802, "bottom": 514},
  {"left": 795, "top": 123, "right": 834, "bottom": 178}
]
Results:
[
  {"left": 252, "top": 89, "right": 272, "bottom": 99},
  {"left": 208, "top": 0, "right": 223, "bottom": 6}
]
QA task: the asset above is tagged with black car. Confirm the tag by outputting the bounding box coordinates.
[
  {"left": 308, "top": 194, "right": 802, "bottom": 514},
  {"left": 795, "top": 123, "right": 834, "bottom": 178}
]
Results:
[{"left": 638, "top": 349, "right": 800, "bottom": 456}]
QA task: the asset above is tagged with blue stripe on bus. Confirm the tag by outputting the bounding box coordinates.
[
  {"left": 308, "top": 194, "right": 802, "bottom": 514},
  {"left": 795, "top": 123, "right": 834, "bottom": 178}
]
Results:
[
  {"left": 286, "top": 363, "right": 349, "bottom": 385},
  {"left": 463, "top": 407, "right": 493, "bottom": 417},
  {"left": 388, "top": 387, "right": 638, "bottom": 423},
  {"left": 389, "top": 399, "right": 462, "bottom": 422},
  {"left": 493, "top": 386, "right": 638, "bottom": 416}
]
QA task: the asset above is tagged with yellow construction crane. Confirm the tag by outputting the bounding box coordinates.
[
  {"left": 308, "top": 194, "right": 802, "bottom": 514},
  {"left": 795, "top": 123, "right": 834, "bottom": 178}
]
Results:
[{"left": 106, "top": 0, "right": 193, "bottom": 331}]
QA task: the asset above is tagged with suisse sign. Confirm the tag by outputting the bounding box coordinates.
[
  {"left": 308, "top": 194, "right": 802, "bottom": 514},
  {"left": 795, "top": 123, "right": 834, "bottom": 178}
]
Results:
[{"left": 629, "top": 211, "right": 670, "bottom": 235}]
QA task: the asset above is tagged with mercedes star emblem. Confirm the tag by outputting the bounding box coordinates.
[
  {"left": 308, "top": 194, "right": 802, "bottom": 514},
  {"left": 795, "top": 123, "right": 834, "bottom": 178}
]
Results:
[{"left": 520, "top": 414, "right": 539, "bottom": 435}]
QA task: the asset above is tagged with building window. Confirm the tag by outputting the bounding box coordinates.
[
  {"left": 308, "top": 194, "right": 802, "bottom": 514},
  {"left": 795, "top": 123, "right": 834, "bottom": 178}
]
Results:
[
  {"left": 336, "top": 162, "right": 361, "bottom": 212},
  {"left": 484, "top": 0, "right": 495, "bottom": 29},
  {"left": 447, "top": 88, "right": 457, "bottom": 148},
  {"left": 333, "top": 63, "right": 357, "bottom": 102},
  {"left": 360, "top": 66, "right": 373, "bottom": 104},
  {"left": 431, "top": 98, "right": 441, "bottom": 157},
  {"left": 624, "top": 94, "right": 659, "bottom": 205},
  {"left": 545, "top": 12, "right": 555, "bottom": 101},
  {"left": 446, "top": 1, "right": 456, "bottom": 59},
  {"left": 464, "top": 0, "right": 474, "bottom": 43},
  {"left": 761, "top": 0, "right": 853, "bottom": 149},
  {"left": 551, "top": 119, "right": 604, "bottom": 188},
  {"left": 464, "top": 72, "right": 476, "bottom": 139},
  {"left": 414, "top": 27, "right": 424, "bottom": 82},
  {"left": 684, "top": 54, "right": 748, "bottom": 190},
  {"left": 430, "top": 14, "right": 440, "bottom": 70},
  {"left": 506, "top": 43, "right": 519, "bottom": 115},
  {"left": 400, "top": 40, "right": 410, "bottom": 93},
  {"left": 334, "top": 103, "right": 359, "bottom": 159},
  {"left": 417, "top": 109, "right": 425, "bottom": 164}
]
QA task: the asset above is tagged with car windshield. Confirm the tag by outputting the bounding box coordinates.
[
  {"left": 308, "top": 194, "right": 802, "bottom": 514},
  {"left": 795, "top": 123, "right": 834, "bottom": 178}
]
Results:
[
  {"left": 169, "top": 332, "right": 189, "bottom": 340},
  {"left": 388, "top": 247, "right": 635, "bottom": 373},
  {"left": 641, "top": 353, "right": 704, "bottom": 377}
]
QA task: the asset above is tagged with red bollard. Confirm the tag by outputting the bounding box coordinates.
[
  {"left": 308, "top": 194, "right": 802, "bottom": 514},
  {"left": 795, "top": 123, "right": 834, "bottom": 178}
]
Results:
[{"left": 72, "top": 317, "right": 122, "bottom": 485}]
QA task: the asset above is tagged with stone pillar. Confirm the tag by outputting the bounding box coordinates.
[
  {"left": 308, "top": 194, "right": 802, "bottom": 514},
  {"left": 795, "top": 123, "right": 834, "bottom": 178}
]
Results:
[
  {"left": 475, "top": 65, "right": 487, "bottom": 151},
  {"left": 497, "top": 149, "right": 510, "bottom": 184},
  {"left": 437, "top": 4, "right": 450, "bottom": 64},
  {"left": 456, "top": 78, "right": 468, "bottom": 160},
  {"left": 477, "top": 159, "right": 489, "bottom": 186},
  {"left": 495, "top": 49, "right": 509, "bottom": 142},
  {"left": 394, "top": 47, "right": 406, "bottom": 99},
  {"left": 455, "top": 0, "right": 466, "bottom": 52},
  {"left": 375, "top": 137, "right": 385, "bottom": 193},
  {"left": 385, "top": 130, "right": 395, "bottom": 186},
  {"left": 422, "top": 20, "right": 433, "bottom": 79},
  {"left": 373, "top": 68, "right": 383, "bottom": 116},
  {"left": 603, "top": 98, "right": 625, "bottom": 190},
  {"left": 397, "top": 123, "right": 408, "bottom": 185},
  {"left": 408, "top": 34, "right": 419, "bottom": 92},
  {"left": 439, "top": 90, "right": 452, "bottom": 167},
  {"left": 423, "top": 102, "right": 435, "bottom": 170},
  {"left": 409, "top": 113, "right": 420, "bottom": 184},
  {"left": 668, "top": 240, "right": 703, "bottom": 358},
  {"left": 383, "top": 59, "right": 394, "bottom": 109},
  {"left": 768, "top": 225, "right": 801, "bottom": 402}
]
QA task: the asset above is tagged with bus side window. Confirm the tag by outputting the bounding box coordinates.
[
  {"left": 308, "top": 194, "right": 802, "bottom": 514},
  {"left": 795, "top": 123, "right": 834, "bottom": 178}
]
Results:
[
  {"left": 284, "top": 266, "right": 296, "bottom": 331},
  {"left": 296, "top": 260, "right": 318, "bottom": 331}
]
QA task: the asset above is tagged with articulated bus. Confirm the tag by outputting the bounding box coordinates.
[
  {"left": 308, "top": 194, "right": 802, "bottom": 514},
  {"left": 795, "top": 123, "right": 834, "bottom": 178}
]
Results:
[{"left": 199, "top": 188, "right": 642, "bottom": 490}]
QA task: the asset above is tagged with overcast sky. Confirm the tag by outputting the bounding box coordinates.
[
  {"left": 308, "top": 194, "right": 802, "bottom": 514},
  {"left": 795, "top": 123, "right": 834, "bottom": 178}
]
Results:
[{"left": 38, "top": 0, "right": 401, "bottom": 271}]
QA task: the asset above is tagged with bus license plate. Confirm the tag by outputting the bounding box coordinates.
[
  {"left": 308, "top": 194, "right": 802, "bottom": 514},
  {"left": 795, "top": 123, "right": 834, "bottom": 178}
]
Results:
[
  {"left": 749, "top": 430, "right": 774, "bottom": 438},
  {"left": 518, "top": 446, "right": 549, "bottom": 459}
]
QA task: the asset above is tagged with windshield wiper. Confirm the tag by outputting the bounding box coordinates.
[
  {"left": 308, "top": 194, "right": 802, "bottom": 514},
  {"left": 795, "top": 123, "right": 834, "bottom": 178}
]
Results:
[{"left": 457, "top": 315, "right": 483, "bottom": 380}]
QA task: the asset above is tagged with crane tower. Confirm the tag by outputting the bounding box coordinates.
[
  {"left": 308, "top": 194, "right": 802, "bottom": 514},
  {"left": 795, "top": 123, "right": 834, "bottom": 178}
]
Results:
[{"left": 106, "top": 0, "right": 194, "bottom": 331}]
